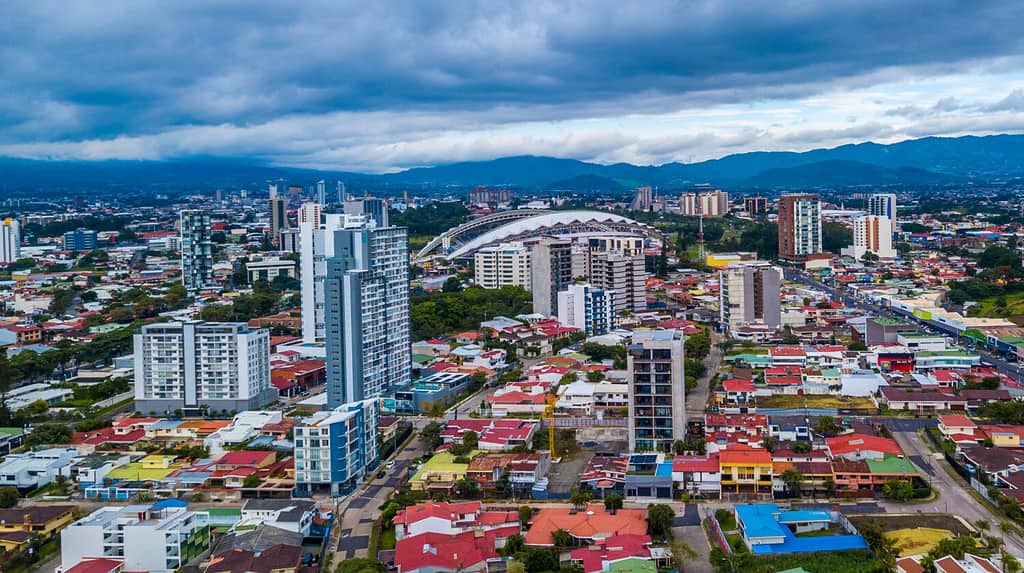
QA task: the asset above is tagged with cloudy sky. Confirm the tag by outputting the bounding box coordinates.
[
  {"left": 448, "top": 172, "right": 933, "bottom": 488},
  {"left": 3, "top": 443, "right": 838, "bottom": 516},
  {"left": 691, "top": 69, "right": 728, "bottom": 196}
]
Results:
[{"left": 2, "top": 1, "right": 1024, "bottom": 172}]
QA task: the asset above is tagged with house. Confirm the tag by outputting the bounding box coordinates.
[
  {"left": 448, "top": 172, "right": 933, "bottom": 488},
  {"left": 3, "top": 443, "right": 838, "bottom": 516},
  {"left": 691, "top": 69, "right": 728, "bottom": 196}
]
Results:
[
  {"left": 767, "top": 416, "right": 810, "bottom": 442},
  {"left": 464, "top": 453, "right": 550, "bottom": 493},
  {"left": 206, "top": 544, "right": 303, "bottom": 573},
  {"left": 937, "top": 415, "right": 978, "bottom": 443},
  {"left": 394, "top": 501, "right": 519, "bottom": 540},
  {"left": 980, "top": 425, "right": 1024, "bottom": 447},
  {"left": 671, "top": 454, "right": 721, "bottom": 498},
  {"left": 826, "top": 434, "right": 902, "bottom": 461},
  {"left": 878, "top": 388, "right": 967, "bottom": 414},
  {"left": 569, "top": 534, "right": 657, "bottom": 573},
  {"left": 240, "top": 499, "right": 317, "bottom": 537},
  {"left": 934, "top": 553, "right": 1002, "bottom": 573},
  {"left": 830, "top": 457, "right": 916, "bottom": 496},
  {"left": 579, "top": 455, "right": 628, "bottom": 497},
  {"left": 719, "top": 446, "right": 773, "bottom": 497},
  {"left": 395, "top": 528, "right": 515, "bottom": 573},
  {"left": 769, "top": 347, "right": 808, "bottom": 367},
  {"left": 524, "top": 504, "right": 647, "bottom": 546},
  {"left": 960, "top": 389, "right": 1013, "bottom": 412},
  {"left": 0, "top": 505, "right": 76, "bottom": 537},
  {"left": 61, "top": 558, "right": 125, "bottom": 573},
  {"left": 216, "top": 450, "right": 277, "bottom": 471},
  {"left": 960, "top": 445, "right": 1024, "bottom": 485},
  {"left": 733, "top": 504, "right": 867, "bottom": 554},
  {"left": 0, "top": 447, "right": 78, "bottom": 491}
]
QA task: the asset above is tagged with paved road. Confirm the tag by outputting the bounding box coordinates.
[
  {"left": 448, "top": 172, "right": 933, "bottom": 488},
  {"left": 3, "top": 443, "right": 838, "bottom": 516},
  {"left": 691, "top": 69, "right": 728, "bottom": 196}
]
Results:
[
  {"left": 889, "top": 427, "right": 1024, "bottom": 558},
  {"left": 687, "top": 331, "right": 723, "bottom": 421}
]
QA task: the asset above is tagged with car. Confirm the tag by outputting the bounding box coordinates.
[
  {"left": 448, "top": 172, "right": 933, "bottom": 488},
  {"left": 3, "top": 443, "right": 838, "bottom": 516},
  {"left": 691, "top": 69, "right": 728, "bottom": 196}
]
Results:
[
  {"left": 386, "top": 460, "right": 396, "bottom": 470},
  {"left": 377, "top": 470, "right": 386, "bottom": 479}
]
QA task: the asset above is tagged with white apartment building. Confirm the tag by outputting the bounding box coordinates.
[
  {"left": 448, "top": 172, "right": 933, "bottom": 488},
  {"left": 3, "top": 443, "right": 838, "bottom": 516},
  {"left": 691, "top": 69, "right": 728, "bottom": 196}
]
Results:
[
  {"left": 866, "top": 193, "right": 897, "bottom": 219},
  {"left": 589, "top": 252, "right": 646, "bottom": 312},
  {"left": 323, "top": 219, "right": 410, "bottom": 407},
  {"left": 0, "top": 218, "right": 20, "bottom": 263},
  {"left": 680, "top": 190, "right": 729, "bottom": 217},
  {"left": 133, "top": 321, "right": 275, "bottom": 414},
  {"left": 474, "top": 242, "right": 531, "bottom": 290},
  {"left": 293, "top": 399, "right": 379, "bottom": 497},
  {"left": 299, "top": 206, "right": 341, "bottom": 342},
  {"left": 843, "top": 215, "right": 895, "bottom": 260},
  {"left": 719, "top": 262, "right": 782, "bottom": 332},
  {"left": 60, "top": 503, "right": 209, "bottom": 573},
  {"left": 778, "top": 194, "right": 822, "bottom": 260},
  {"left": 557, "top": 283, "right": 616, "bottom": 336}
]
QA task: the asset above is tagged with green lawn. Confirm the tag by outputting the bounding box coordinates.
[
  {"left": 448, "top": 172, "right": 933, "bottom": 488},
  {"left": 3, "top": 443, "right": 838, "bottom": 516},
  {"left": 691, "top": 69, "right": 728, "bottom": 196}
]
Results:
[
  {"left": 974, "top": 291, "right": 1024, "bottom": 319},
  {"left": 380, "top": 526, "right": 396, "bottom": 550}
]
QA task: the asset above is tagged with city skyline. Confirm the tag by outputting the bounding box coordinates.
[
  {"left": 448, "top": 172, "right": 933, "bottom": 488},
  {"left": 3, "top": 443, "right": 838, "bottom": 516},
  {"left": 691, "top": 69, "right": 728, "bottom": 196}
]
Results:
[{"left": 1, "top": 3, "right": 1024, "bottom": 172}]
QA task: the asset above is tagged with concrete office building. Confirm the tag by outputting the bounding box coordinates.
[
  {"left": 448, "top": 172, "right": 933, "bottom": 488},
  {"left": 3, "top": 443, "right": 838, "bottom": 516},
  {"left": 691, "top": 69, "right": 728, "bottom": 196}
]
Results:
[
  {"left": 866, "top": 193, "right": 897, "bottom": 220},
  {"left": 627, "top": 330, "right": 686, "bottom": 452},
  {"left": 0, "top": 218, "right": 20, "bottom": 263},
  {"left": 719, "top": 262, "right": 782, "bottom": 332},
  {"left": 180, "top": 210, "right": 214, "bottom": 292},
  {"left": 63, "top": 228, "right": 98, "bottom": 252},
  {"left": 531, "top": 237, "right": 573, "bottom": 317},
  {"left": 279, "top": 228, "right": 300, "bottom": 253},
  {"left": 323, "top": 219, "right": 410, "bottom": 407},
  {"left": 344, "top": 197, "right": 388, "bottom": 228},
  {"left": 133, "top": 321, "right": 275, "bottom": 414},
  {"left": 474, "top": 242, "right": 531, "bottom": 290},
  {"left": 744, "top": 197, "right": 768, "bottom": 217},
  {"left": 589, "top": 252, "right": 647, "bottom": 312},
  {"left": 316, "top": 180, "right": 327, "bottom": 206},
  {"left": 777, "top": 194, "right": 822, "bottom": 260},
  {"left": 557, "top": 283, "right": 616, "bottom": 336},
  {"left": 843, "top": 215, "right": 895, "bottom": 260},
  {"left": 61, "top": 503, "right": 209, "bottom": 573},
  {"left": 269, "top": 197, "right": 289, "bottom": 246},
  {"left": 293, "top": 399, "right": 379, "bottom": 496}
]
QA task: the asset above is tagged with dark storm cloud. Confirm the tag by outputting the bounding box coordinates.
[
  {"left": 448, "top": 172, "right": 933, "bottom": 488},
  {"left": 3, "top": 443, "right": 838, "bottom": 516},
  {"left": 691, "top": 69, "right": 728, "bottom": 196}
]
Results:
[{"left": 0, "top": 0, "right": 1023, "bottom": 164}]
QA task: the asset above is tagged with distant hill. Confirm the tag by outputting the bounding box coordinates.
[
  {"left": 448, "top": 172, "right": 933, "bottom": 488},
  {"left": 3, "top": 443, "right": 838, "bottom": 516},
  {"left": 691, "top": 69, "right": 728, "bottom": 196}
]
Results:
[
  {"left": 544, "top": 173, "right": 628, "bottom": 193},
  {"left": 3, "top": 133, "right": 1024, "bottom": 190},
  {"left": 741, "top": 160, "right": 959, "bottom": 188}
]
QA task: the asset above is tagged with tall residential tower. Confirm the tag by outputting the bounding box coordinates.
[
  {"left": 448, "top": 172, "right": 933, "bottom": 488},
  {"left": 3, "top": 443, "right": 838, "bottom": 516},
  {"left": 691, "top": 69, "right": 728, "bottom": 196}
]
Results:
[{"left": 180, "top": 210, "right": 213, "bottom": 292}]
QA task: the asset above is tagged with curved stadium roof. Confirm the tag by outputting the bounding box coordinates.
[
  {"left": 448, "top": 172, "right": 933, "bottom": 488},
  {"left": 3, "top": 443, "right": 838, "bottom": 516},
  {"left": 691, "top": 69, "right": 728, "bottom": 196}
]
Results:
[{"left": 446, "top": 210, "right": 655, "bottom": 259}]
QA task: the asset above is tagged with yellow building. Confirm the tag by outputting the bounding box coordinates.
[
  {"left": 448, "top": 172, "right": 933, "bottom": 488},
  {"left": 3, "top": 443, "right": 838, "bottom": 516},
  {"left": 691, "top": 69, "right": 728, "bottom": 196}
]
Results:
[
  {"left": 706, "top": 252, "right": 758, "bottom": 269},
  {"left": 0, "top": 505, "right": 76, "bottom": 538},
  {"left": 719, "top": 447, "right": 773, "bottom": 495}
]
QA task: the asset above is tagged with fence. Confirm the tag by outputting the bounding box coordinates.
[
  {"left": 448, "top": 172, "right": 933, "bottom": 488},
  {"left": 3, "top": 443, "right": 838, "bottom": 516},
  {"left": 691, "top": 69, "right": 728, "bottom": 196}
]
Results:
[
  {"left": 706, "top": 514, "right": 732, "bottom": 554},
  {"left": 546, "top": 417, "right": 627, "bottom": 428},
  {"left": 93, "top": 390, "right": 134, "bottom": 409}
]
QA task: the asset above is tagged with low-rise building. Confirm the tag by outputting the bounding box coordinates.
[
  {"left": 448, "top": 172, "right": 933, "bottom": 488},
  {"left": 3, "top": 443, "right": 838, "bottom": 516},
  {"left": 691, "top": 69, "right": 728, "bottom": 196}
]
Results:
[
  {"left": 239, "top": 499, "right": 317, "bottom": 537},
  {"left": 0, "top": 447, "right": 78, "bottom": 491}
]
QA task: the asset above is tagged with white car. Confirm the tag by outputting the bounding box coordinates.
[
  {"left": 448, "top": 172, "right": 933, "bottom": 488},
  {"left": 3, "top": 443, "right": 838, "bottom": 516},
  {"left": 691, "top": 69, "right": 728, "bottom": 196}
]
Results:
[{"left": 386, "top": 460, "right": 396, "bottom": 470}]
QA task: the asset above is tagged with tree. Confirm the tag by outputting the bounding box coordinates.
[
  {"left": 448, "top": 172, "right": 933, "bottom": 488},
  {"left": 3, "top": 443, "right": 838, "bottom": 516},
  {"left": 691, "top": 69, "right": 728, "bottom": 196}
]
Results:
[
  {"left": 335, "top": 558, "right": 386, "bottom": 573},
  {"left": 462, "top": 430, "right": 479, "bottom": 449},
  {"left": 646, "top": 504, "right": 675, "bottom": 541},
  {"left": 882, "top": 479, "right": 914, "bottom": 502},
  {"left": 859, "top": 520, "right": 898, "bottom": 572},
  {"left": 419, "top": 421, "right": 443, "bottom": 449},
  {"left": 780, "top": 469, "right": 804, "bottom": 497},
  {"left": 848, "top": 341, "right": 867, "bottom": 351},
  {"left": 551, "top": 528, "right": 572, "bottom": 548},
  {"left": 781, "top": 326, "right": 799, "bottom": 345},
  {"left": 814, "top": 415, "right": 841, "bottom": 437},
  {"left": 604, "top": 493, "right": 624, "bottom": 512},
  {"left": 518, "top": 506, "right": 532, "bottom": 527},
  {"left": 0, "top": 486, "right": 18, "bottom": 508},
  {"left": 521, "top": 548, "right": 557, "bottom": 573},
  {"left": 242, "top": 475, "right": 262, "bottom": 488},
  {"left": 502, "top": 533, "right": 525, "bottom": 556},
  {"left": 685, "top": 330, "right": 711, "bottom": 360},
  {"left": 586, "top": 370, "right": 605, "bottom": 383},
  {"left": 455, "top": 478, "right": 479, "bottom": 498},
  {"left": 670, "top": 540, "right": 699, "bottom": 569},
  {"left": 975, "top": 519, "right": 991, "bottom": 532},
  {"left": 52, "top": 474, "right": 71, "bottom": 496},
  {"left": 570, "top": 489, "right": 592, "bottom": 509}
]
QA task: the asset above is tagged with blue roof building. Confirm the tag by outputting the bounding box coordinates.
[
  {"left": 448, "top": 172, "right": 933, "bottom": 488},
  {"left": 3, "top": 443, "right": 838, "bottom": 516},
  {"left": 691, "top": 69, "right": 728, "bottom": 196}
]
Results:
[{"left": 735, "top": 504, "right": 868, "bottom": 555}]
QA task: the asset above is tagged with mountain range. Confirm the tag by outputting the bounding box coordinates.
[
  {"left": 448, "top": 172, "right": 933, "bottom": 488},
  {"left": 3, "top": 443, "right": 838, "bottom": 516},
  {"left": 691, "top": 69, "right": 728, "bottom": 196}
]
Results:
[{"left": 4, "top": 133, "right": 1024, "bottom": 192}]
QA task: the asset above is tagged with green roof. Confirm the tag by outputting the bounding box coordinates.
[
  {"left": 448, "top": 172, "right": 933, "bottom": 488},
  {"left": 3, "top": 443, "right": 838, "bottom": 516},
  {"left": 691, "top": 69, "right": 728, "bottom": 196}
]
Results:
[
  {"left": 0, "top": 427, "right": 24, "bottom": 437},
  {"left": 870, "top": 317, "right": 914, "bottom": 326},
  {"left": 916, "top": 350, "right": 974, "bottom": 357},
  {"left": 821, "top": 368, "right": 841, "bottom": 377},
  {"left": 607, "top": 558, "right": 657, "bottom": 573},
  {"left": 866, "top": 455, "right": 917, "bottom": 475},
  {"left": 412, "top": 353, "right": 435, "bottom": 364},
  {"left": 562, "top": 352, "right": 588, "bottom": 361},
  {"left": 410, "top": 451, "right": 482, "bottom": 484},
  {"left": 724, "top": 353, "right": 772, "bottom": 365},
  {"left": 206, "top": 508, "right": 241, "bottom": 516}
]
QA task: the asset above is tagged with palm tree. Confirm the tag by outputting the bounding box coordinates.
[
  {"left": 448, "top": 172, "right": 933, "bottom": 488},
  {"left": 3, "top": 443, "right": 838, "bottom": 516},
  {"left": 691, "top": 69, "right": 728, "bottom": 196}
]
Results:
[
  {"left": 1000, "top": 521, "right": 1015, "bottom": 535},
  {"left": 780, "top": 469, "right": 804, "bottom": 498}
]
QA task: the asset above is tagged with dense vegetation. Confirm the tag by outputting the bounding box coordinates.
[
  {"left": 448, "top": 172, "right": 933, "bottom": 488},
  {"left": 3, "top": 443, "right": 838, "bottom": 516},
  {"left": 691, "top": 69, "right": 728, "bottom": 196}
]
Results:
[
  {"left": 411, "top": 285, "right": 532, "bottom": 340},
  {"left": 389, "top": 202, "right": 470, "bottom": 236}
]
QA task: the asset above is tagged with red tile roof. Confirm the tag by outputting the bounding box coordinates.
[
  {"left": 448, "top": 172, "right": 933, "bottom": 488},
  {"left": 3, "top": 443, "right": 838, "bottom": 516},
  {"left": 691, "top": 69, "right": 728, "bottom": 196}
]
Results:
[
  {"left": 524, "top": 504, "right": 647, "bottom": 546},
  {"left": 826, "top": 434, "right": 902, "bottom": 457}
]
